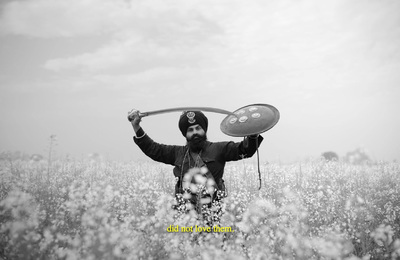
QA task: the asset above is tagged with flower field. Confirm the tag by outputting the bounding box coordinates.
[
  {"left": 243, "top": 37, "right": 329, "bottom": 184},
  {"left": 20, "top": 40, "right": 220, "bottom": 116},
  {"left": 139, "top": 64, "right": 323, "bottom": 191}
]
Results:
[{"left": 1, "top": 158, "right": 400, "bottom": 259}]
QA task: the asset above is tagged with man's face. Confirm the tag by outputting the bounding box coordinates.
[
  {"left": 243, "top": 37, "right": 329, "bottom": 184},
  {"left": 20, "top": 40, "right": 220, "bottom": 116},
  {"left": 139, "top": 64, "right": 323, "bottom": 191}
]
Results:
[
  {"left": 186, "top": 124, "right": 207, "bottom": 152},
  {"left": 186, "top": 124, "right": 205, "bottom": 140}
]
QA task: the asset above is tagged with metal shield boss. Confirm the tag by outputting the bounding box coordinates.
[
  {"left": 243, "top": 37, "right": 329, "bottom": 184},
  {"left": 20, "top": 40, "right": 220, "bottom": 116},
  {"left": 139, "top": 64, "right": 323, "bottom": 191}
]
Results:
[{"left": 220, "top": 104, "right": 280, "bottom": 137}]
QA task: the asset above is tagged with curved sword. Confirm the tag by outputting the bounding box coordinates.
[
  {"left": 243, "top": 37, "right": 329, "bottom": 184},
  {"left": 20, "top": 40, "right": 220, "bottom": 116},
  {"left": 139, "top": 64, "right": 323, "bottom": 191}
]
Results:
[{"left": 138, "top": 107, "right": 235, "bottom": 117}]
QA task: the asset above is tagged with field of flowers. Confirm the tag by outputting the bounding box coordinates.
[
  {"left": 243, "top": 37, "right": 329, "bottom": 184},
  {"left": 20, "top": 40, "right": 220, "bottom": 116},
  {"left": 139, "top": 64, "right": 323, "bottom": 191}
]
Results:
[{"left": 1, "top": 157, "right": 400, "bottom": 259}]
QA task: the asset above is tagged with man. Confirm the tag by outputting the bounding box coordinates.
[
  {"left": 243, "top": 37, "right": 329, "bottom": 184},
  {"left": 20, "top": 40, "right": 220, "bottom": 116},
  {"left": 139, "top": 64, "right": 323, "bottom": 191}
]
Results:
[{"left": 127, "top": 109, "right": 263, "bottom": 213}]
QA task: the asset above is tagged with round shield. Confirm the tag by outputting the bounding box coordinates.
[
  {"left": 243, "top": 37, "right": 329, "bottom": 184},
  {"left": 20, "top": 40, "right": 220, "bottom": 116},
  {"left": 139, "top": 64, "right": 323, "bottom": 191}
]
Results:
[{"left": 220, "top": 104, "right": 280, "bottom": 137}]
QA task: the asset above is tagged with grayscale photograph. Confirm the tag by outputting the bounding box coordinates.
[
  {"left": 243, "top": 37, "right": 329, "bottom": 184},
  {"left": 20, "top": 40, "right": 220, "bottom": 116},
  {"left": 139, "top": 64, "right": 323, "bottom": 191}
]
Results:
[{"left": 1, "top": 0, "right": 399, "bottom": 259}]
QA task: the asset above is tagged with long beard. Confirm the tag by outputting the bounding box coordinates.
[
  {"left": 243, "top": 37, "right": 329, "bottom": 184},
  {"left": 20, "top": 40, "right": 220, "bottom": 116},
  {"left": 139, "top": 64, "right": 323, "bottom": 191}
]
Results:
[{"left": 187, "top": 134, "right": 207, "bottom": 152}]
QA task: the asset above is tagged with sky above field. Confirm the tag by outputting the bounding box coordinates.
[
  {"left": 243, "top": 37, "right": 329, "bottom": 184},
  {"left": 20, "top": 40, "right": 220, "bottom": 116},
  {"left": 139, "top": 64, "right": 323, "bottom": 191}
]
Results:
[{"left": 1, "top": 0, "right": 400, "bottom": 163}]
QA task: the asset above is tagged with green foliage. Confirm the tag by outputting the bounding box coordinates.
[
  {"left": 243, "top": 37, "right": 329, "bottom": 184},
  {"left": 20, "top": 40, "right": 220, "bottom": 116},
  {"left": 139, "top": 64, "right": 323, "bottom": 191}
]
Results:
[{"left": 1, "top": 159, "right": 400, "bottom": 259}]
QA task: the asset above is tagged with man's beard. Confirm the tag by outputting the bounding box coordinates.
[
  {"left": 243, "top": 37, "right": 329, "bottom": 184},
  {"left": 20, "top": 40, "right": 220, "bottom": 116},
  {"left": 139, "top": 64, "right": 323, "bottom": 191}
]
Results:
[{"left": 187, "top": 134, "right": 207, "bottom": 152}]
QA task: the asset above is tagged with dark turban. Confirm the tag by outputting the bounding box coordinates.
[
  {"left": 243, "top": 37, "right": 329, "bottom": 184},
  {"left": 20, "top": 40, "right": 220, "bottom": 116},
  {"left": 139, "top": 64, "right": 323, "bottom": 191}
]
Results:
[{"left": 178, "top": 111, "right": 208, "bottom": 136}]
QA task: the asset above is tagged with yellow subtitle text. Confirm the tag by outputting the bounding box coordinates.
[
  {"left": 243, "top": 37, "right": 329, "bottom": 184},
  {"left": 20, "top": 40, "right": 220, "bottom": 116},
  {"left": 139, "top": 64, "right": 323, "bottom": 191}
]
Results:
[{"left": 166, "top": 225, "right": 234, "bottom": 233}]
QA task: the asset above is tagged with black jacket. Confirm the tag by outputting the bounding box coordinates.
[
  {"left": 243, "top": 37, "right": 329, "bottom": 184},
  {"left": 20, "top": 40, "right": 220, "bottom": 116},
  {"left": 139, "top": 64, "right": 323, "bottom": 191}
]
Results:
[{"left": 134, "top": 130, "right": 263, "bottom": 193}]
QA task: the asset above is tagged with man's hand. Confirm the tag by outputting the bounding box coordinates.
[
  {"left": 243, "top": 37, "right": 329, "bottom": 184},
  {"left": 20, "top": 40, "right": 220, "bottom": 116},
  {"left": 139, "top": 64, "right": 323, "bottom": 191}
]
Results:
[
  {"left": 248, "top": 134, "right": 260, "bottom": 139},
  {"left": 127, "top": 109, "right": 140, "bottom": 121},
  {"left": 127, "top": 109, "right": 142, "bottom": 132}
]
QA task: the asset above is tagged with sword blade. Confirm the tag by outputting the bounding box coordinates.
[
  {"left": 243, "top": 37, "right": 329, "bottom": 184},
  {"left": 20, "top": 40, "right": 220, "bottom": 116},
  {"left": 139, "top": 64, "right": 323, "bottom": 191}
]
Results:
[{"left": 139, "top": 107, "right": 235, "bottom": 117}]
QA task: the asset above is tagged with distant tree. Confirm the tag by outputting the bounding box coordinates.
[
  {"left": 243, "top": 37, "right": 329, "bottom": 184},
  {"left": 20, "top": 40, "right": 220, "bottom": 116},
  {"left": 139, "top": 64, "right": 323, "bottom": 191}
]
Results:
[
  {"left": 345, "top": 148, "right": 371, "bottom": 164},
  {"left": 321, "top": 151, "right": 339, "bottom": 161},
  {"left": 30, "top": 154, "right": 44, "bottom": 162},
  {"left": 0, "top": 151, "right": 11, "bottom": 161},
  {"left": 87, "top": 153, "right": 103, "bottom": 162},
  {"left": 0, "top": 151, "right": 30, "bottom": 161}
]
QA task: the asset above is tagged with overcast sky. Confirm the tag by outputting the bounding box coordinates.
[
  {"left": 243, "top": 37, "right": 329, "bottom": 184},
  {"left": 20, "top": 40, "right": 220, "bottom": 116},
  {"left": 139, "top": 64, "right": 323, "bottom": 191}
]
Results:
[{"left": 1, "top": 0, "right": 399, "bottom": 163}]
